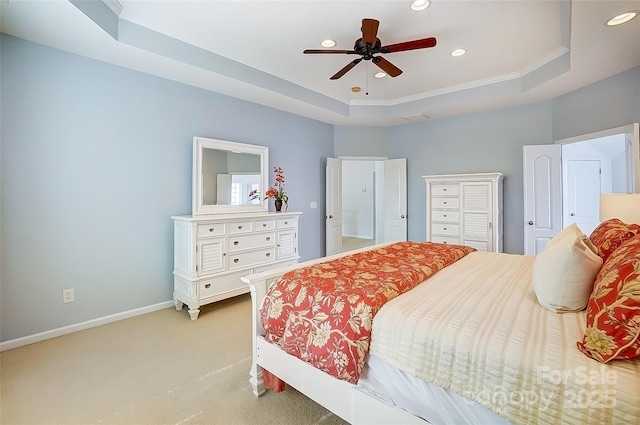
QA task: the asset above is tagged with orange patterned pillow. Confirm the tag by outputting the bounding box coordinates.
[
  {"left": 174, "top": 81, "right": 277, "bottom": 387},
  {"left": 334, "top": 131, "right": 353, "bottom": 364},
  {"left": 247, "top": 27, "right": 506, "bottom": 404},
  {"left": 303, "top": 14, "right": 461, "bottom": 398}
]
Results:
[
  {"left": 589, "top": 218, "right": 640, "bottom": 262},
  {"left": 577, "top": 234, "right": 640, "bottom": 362}
]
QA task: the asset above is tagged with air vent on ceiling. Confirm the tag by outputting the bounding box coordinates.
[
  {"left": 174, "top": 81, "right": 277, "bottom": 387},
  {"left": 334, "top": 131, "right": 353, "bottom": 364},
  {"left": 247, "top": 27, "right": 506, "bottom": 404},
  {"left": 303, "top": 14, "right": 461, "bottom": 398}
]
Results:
[{"left": 402, "top": 113, "right": 431, "bottom": 122}]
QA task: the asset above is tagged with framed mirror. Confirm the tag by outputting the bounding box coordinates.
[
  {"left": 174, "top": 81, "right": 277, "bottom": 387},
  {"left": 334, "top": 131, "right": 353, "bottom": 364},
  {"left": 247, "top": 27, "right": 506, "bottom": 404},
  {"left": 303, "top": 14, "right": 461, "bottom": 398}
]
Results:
[{"left": 193, "top": 136, "right": 269, "bottom": 215}]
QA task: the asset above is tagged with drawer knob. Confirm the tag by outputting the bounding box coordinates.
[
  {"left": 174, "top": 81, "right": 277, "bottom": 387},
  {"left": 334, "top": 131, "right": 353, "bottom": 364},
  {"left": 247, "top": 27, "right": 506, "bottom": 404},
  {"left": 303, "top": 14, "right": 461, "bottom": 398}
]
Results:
[
  {"left": 209, "top": 228, "right": 215, "bottom": 232},
  {"left": 443, "top": 241, "right": 448, "bottom": 244},
  {"left": 238, "top": 225, "right": 243, "bottom": 229},
  {"left": 443, "top": 214, "right": 447, "bottom": 217},
  {"left": 284, "top": 221, "right": 288, "bottom": 225},
  {"left": 443, "top": 227, "right": 447, "bottom": 230},
  {"left": 204, "top": 283, "right": 211, "bottom": 289},
  {"left": 263, "top": 223, "right": 267, "bottom": 227},
  {"left": 233, "top": 241, "right": 239, "bottom": 245},
  {"left": 443, "top": 201, "right": 447, "bottom": 205},
  {"left": 234, "top": 259, "right": 239, "bottom": 263},
  {"left": 266, "top": 253, "right": 271, "bottom": 257},
  {"left": 266, "top": 237, "right": 271, "bottom": 241},
  {"left": 443, "top": 188, "right": 447, "bottom": 191}
]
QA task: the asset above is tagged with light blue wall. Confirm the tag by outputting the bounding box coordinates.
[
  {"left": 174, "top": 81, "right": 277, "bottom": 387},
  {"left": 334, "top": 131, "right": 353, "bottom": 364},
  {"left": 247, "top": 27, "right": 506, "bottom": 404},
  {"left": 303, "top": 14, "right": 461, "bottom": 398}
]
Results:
[
  {"left": 0, "top": 35, "right": 333, "bottom": 341},
  {"left": 552, "top": 66, "right": 640, "bottom": 141},
  {"left": 335, "top": 66, "right": 640, "bottom": 255},
  {"left": 2, "top": 32, "right": 639, "bottom": 342},
  {"left": 390, "top": 103, "right": 552, "bottom": 254}
]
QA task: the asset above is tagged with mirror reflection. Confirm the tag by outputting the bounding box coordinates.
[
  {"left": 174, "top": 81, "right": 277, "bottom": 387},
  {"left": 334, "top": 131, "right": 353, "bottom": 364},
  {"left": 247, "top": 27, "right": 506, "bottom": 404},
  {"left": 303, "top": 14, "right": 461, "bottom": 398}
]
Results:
[
  {"left": 193, "top": 137, "right": 268, "bottom": 215},
  {"left": 202, "top": 148, "right": 261, "bottom": 206}
]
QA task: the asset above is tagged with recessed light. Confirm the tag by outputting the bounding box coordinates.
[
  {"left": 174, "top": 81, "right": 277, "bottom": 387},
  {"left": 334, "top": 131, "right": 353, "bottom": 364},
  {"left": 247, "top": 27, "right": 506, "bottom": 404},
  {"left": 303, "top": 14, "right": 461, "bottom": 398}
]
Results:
[
  {"left": 451, "top": 49, "right": 466, "bottom": 57},
  {"left": 410, "top": 0, "right": 430, "bottom": 12},
  {"left": 374, "top": 72, "right": 387, "bottom": 78},
  {"left": 605, "top": 11, "right": 638, "bottom": 26},
  {"left": 321, "top": 39, "right": 336, "bottom": 48}
]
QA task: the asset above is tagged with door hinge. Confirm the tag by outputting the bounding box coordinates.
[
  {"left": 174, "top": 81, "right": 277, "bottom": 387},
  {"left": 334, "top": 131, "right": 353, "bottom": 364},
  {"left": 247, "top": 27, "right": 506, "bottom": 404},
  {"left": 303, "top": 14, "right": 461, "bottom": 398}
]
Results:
[{"left": 195, "top": 264, "right": 198, "bottom": 272}]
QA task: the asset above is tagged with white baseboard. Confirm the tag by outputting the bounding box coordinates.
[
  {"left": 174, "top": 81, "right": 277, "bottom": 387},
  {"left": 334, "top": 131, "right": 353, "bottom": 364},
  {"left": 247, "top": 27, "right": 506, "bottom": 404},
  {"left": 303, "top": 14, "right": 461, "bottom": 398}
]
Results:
[{"left": 0, "top": 300, "right": 174, "bottom": 352}]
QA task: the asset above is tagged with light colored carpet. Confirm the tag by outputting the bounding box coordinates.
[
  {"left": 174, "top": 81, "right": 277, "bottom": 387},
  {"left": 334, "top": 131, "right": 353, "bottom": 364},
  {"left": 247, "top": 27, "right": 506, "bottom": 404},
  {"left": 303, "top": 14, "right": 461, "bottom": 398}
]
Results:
[
  {"left": 340, "top": 237, "right": 375, "bottom": 253},
  {"left": 0, "top": 295, "right": 348, "bottom": 425}
]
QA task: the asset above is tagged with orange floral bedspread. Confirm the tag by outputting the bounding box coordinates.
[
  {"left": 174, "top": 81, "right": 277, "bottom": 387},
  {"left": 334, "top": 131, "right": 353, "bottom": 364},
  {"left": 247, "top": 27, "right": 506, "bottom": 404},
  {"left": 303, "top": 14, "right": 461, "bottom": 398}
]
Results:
[{"left": 259, "top": 241, "right": 475, "bottom": 383}]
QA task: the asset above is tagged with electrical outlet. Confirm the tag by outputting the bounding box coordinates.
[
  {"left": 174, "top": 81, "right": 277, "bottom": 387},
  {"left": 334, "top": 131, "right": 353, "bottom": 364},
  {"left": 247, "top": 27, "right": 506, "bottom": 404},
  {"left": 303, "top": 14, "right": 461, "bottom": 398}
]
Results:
[{"left": 63, "top": 288, "right": 74, "bottom": 303}]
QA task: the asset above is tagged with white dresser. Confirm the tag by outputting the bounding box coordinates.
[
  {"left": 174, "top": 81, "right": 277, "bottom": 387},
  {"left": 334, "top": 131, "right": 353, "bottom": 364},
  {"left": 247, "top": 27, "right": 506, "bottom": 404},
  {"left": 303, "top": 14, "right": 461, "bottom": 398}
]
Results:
[
  {"left": 172, "top": 211, "right": 301, "bottom": 319},
  {"left": 424, "top": 173, "right": 504, "bottom": 252}
]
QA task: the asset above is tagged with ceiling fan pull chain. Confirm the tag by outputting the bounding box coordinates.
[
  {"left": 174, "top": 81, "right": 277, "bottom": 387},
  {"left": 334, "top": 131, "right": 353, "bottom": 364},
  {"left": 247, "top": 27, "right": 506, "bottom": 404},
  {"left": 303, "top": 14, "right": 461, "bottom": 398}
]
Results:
[{"left": 365, "top": 61, "right": 369, "bottom": 95}]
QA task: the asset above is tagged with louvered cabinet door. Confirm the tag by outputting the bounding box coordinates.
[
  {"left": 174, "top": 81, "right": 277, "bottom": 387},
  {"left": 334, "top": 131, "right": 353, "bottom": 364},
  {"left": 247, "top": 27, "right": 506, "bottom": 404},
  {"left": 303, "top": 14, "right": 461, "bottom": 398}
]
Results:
[
  {"left": 461, "top": 182, "right": 493, "bottom": 252},
  {"left": 196, "top": 238, "right": 226, "bottom": 275},
  {"left": 276, "top": 229, "right": 297, "bottom": 260}
]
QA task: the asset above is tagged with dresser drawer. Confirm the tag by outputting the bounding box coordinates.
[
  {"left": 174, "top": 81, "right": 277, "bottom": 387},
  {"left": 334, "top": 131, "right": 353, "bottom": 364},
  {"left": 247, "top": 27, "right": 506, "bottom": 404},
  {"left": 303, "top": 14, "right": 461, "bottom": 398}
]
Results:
[
  {"left": 198, "top": 271, "right": 247, "bottom": 300},
  {"left": 276, "top": 217, "right": 296, "bottom": 229},
  {"left": 431, "top": 197, "right": 459, "bottom": 210},
  {"left": 431, "top": 184, "right": 459, "bottom": 196},
  {"left": 254, "top": 219, "right": 276, "bottom": 231},
  {"left": 227, "top": 247, "right": 276, "bottom": 270},
  {"left": 431, "top": 210, "right": 459, "bottom": 223},
  {"left": 228, "top": 221, "right": 253, "bottom": 234},
  {"left": 227, "top": 232, "right": 276, "bottom": 252},
  {"left": 431, "top": 223, "right": 459, "bottom": 236},
  {"left": 197, "top": 223, "right": 226, "bottom": 237},
  {"left": 431, "top": 236, "right": 461, "bottom": 245}
]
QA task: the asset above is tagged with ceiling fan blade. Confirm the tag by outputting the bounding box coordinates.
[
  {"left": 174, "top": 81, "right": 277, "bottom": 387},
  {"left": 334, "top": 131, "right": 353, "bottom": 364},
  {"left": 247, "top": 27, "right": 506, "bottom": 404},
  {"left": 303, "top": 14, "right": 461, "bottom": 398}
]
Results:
[
  {"left": 361, "top": 18, "right": 379, "bottom": 46},
  {"left": 380, "top": 37, "right": 437, "bottom": 53},
  {"left": 304, "top": 49, "right": 356, "bottom": 54},
  {"left": 330, "top": 58, "right": 363, "bottom": 80},
  {"left": 372, "top": 56, "right": 402, "bottom": 77}
]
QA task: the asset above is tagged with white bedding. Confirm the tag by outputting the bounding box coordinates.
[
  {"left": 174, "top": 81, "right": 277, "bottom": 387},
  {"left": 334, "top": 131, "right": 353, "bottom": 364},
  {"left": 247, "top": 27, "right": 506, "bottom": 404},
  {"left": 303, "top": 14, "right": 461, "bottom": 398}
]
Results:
[
  {"left": 369, "top": 251, "right": 640, "bottom": 425},
  {"left": 359, "top": 354, "right": 510, "bottom": 425}
]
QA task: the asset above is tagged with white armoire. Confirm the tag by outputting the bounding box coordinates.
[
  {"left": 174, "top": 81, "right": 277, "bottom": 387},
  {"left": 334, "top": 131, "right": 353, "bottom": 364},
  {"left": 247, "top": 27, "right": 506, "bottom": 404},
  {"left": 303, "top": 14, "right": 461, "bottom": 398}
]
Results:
[{"left": 423, "top": 173, "right": 504, "bottom": 252}]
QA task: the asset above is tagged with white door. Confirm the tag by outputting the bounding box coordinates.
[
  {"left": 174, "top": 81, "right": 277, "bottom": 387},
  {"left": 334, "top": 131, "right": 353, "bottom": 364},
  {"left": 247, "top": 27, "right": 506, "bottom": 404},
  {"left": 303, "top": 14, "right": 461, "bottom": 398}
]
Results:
[
  {"left": 383, "top": 159, "right": 407, "bottom": 242},
  {"left": 564, "top": 160, "right": 601, "bottom": 235},
  {"left": 523, "top": 145, "right": 562, "bottom": 256},
  {"left": 326, "top": 157, "right": 342, "bottom": 256}
]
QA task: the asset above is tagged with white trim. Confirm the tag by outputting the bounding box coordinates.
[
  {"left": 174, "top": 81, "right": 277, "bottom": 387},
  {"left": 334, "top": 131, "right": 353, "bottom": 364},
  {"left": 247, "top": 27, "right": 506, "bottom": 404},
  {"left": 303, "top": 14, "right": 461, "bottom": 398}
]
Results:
[
  {"left": 337, "top": 156, "right": 388, "bottom": 161},
  {"left": 554, "top": 124, "right": 633, "bottom": 145},
  {"left": 102, "top": 0, "right": 123, "bottom": 16},
  {"left": 0, "top": 301, "right": 174, "bottom": 352}
]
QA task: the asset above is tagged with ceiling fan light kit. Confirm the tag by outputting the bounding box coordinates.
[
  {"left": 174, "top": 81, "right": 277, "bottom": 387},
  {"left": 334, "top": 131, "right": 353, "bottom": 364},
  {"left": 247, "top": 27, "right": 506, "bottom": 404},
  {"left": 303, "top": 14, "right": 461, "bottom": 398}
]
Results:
[{"left": 303, "top": 18, "right": 437, "bottom": 80}]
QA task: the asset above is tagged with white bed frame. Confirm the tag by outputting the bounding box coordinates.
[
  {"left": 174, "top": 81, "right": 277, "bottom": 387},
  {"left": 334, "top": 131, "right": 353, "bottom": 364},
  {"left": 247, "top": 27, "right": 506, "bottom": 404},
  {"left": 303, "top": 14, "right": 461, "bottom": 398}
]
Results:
[{"left": 240, "top": 244, "right": 428, "bottom": 425}]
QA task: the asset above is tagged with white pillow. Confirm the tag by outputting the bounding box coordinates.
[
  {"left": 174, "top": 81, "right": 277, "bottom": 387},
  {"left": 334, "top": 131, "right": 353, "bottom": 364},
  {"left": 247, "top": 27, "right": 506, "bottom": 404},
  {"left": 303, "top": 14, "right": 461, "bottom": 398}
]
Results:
[{"left": 532, "top": 223, "right": 603, "bottom": 313}]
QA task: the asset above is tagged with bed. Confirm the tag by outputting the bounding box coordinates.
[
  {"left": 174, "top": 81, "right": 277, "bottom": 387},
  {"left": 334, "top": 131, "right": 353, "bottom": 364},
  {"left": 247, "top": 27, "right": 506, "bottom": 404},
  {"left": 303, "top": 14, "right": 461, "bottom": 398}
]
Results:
[{"left": 240, "top": 219, "right": 640, "bottom": 424}]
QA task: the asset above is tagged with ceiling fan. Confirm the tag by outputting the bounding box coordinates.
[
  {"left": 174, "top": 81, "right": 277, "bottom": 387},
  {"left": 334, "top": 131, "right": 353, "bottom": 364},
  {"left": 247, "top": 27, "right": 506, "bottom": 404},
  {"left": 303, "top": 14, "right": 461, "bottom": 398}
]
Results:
[{"left": 303, "top": 18, "right": 437, "bottom": 80}]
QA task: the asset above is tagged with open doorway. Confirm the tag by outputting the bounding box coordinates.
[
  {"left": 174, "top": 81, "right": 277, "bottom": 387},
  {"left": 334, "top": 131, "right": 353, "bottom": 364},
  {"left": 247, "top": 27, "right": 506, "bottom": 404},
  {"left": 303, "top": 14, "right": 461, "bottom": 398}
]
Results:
[
  {"left": 326, "top": 157, "right": 407, "bottom": 256},
  {"left": 561, "top": 133, "right": 627, "bottom": 235},
  {"left": 524, "top": 123, "right": 639, "bottom": 255},
  {"left": 340, "top": 160, "right": 381, "bottom": 253}
]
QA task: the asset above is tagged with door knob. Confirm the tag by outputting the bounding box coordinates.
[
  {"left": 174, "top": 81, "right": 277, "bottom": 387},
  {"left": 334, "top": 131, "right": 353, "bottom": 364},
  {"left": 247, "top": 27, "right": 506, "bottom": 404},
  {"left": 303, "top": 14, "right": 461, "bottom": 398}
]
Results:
[
  {"left": 570, "top": 213, "right": 575, "bottom": 216},
  {"left": 401, "top": 215, "right": 405, "bottom": 219},
  {"left": 328, "top": 215, "right": 333, "bottom": 219},
  {"left": 528, "top": 221, "right": 534, "bottom": 225}
]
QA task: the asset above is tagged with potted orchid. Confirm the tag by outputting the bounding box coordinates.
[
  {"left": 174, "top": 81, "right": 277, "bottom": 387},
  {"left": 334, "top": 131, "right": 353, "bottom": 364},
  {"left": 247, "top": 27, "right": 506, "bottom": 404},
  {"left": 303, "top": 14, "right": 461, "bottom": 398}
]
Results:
[{"left": 265, "top": 166, "right": 288, "bottom": 211}]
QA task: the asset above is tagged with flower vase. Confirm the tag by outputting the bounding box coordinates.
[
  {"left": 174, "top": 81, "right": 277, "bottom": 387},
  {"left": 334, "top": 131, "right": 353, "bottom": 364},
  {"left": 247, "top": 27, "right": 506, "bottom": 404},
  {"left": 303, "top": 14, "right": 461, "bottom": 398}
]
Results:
[{"left": 274, "top": 200, "right": 283, "bottom": 212}]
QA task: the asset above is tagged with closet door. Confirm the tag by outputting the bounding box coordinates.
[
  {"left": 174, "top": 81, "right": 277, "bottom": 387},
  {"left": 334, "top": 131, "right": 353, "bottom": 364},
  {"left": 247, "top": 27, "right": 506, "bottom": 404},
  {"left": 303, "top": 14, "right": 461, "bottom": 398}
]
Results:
[{"left": 461, "top": 182, "right": 493, "bottom": 251}]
